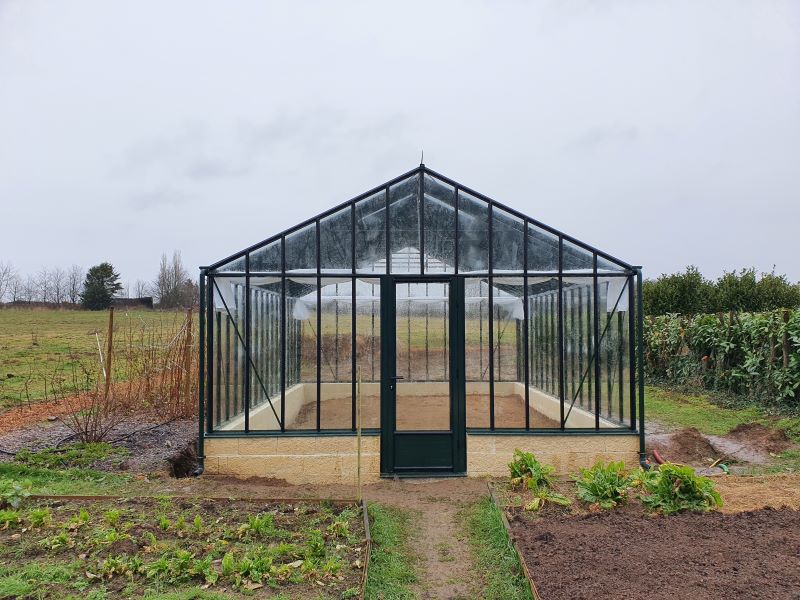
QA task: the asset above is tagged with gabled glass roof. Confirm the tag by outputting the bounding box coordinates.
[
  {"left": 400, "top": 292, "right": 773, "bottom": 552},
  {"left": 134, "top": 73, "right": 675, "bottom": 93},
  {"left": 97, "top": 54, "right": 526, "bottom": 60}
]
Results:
[{"left": 206, "top": 165, "right": 634, "bottom": 275}]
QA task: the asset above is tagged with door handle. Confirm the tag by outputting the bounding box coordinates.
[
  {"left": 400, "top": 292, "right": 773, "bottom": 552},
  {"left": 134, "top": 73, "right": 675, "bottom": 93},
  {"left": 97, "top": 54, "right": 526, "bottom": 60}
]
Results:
[{"left": 389, "top": 375, "right": 404, "bottom": 390}]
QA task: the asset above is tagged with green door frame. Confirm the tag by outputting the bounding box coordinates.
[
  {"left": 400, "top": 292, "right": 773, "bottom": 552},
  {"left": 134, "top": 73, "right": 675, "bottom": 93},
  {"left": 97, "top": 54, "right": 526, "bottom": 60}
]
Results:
[{"left": 380, "top": 275, "right": 466, "bottom": 476}]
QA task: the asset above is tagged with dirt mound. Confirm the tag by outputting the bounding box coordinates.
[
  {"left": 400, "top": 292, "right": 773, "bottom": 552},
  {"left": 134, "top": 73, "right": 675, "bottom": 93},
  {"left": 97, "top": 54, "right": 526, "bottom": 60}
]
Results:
[
  {"left": 648, "top": 427, "right": 720, "bottom": 465},
  {"left": 726, "top": 423, "right": 792, "bottom": 454}
]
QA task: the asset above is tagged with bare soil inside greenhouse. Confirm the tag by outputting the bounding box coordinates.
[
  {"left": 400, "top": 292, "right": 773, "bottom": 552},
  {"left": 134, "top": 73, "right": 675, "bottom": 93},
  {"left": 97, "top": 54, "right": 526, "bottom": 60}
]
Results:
[
  {"left": 511, "top": 507, "right": 800, "bottom": 600},
  {"left": 292, "top": 393, "right": 561, "bottom": 429}
]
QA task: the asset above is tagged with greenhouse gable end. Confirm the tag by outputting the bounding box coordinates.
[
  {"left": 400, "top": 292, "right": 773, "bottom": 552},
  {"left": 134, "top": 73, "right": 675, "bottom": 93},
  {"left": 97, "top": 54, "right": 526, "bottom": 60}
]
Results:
[{"left": 198, "top": 165, "right": 645, "bottom": 483}]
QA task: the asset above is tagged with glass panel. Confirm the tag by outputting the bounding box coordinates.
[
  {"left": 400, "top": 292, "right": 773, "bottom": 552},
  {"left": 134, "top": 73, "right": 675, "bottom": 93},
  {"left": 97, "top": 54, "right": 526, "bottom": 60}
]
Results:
[
  {"left": 465, "top": 277, "right": 490, "bottom": 428},
  {"left": 561, "top": 278, "right": 597, "bottom": 428},
  {"left": 285, "top": 223, "right": 316, "bottom": 272},
  {"left": 320, "top": 206, "right": 353, "bottom": 271},
  {"left": 284, "top": 279, "right": 318, "bottom": 430},
  {"left": 355, "top": 277, "right": 380, "bottom": 428},
  {"left": 597, "top": 277, "right": 631, "bottom": 428},
  {"left": 250, "top": 240, "right": 281, "bottom": 272},
  {"left": 355, "top": 191, "right": 386, "bottom": 273},
  {"left": 527, "top": 279, "right": 562, "bottom": 429},
  {"left": 319, "top": 278, "right": 352, "bottom": 429},
  {"left": 211, "top": 277, "right": 246, "bottom": 431},
  {"left": 423, "top": 175, "right": 455, "bottom": 273},
  {"left": 389, "top": 174, "right": 421, "bottom": 273},
  {"left": 493, "top": 277, "right": 526, "bottom": 428},
  {"left": 458, "top": 192, "right": 489, "bottom": 273},
  {"left": 492, "top": 208, "right": 524, "bottom": 272},
  {"left": 247, "top": 280, "right": 282, "bottom": 430},
  {"left": 395, "top": 280, "right": 450, "bottom": 431},
  {"left": 211, "top": 255, "right": 245, "bottom": 273},
  {"left": 527, "top": 223, "right": 559, "bottom": 272},
  {"left": 597, "top": 254, "right": 627, "bottom": 272},
  {"left": 562, "top": 239, "right": 594, "bottom": 271}
]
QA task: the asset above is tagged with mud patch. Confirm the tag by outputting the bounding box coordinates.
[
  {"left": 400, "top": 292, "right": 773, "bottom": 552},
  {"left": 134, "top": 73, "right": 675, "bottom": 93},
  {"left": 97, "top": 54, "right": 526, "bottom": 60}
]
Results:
[
  {"left": 648, "top": 423, "right": 796, "bottom": 467},
  {"left": 512, "top": 507, "right": 800, "bottom": 600},
  {"left": 648, "top": 427, "right": 719, "bottom": 465},
  {"left": 726, "top": 423, "right": 792, "bottom": 454}
]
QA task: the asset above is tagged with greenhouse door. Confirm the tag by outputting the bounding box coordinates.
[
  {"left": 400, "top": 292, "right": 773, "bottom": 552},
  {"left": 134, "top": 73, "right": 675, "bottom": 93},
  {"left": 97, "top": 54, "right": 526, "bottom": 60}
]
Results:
[{"left": 380, "top": 277, "right": 466, "bottom": 476}]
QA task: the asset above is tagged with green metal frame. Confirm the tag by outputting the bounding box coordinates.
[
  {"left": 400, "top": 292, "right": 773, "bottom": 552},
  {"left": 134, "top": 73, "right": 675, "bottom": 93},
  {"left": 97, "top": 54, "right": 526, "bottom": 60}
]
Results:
[{"left": 197, "top": 165, "right": 647, "bottom": 474}]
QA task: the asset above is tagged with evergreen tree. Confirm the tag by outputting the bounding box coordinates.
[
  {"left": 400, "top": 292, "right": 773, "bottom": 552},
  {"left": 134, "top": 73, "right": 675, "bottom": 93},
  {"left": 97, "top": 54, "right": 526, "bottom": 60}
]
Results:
[{"left": 81, "top": 262, "right": 122, "bottom": 310}]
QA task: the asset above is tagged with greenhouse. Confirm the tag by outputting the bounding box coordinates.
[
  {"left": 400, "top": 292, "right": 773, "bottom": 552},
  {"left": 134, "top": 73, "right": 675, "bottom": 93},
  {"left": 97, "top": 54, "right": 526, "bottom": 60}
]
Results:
[{"left": 198, "top": 165, "right": 645, "bottom": 483}]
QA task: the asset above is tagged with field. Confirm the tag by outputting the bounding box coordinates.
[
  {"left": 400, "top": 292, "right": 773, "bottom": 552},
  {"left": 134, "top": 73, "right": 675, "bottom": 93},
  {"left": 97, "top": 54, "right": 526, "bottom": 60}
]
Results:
[{"left": 0, "top": 308, "right": 189, "bottom": 410}]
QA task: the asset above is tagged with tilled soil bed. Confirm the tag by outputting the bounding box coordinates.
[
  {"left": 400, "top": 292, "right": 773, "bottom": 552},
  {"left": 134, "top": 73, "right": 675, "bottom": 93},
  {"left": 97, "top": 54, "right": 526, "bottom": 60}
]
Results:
[
  {"left": 511, "top": 507, "right": 800, "bottom": 600},
  {"left": 0, "top": 496, "right": 367, "bottom": 598}
]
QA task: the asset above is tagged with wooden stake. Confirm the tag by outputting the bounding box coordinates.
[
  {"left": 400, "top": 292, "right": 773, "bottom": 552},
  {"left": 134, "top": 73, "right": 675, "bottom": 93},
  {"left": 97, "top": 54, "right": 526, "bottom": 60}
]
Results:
[
  {"left": 183, "top": 308, "right": 194, "bottom": 410},
  {"left": 103, "top": 307, "right": 114, "bottom": 401},
  {"left": 356, "top": 366, "right": 362, "bottom": 503}
]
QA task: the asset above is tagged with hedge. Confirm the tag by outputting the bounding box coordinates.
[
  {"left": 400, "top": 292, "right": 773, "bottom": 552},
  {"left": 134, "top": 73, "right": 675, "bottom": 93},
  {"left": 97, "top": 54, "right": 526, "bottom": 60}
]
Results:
[{"left": 644, "top": 309, "right": 800, "bottom": 407}]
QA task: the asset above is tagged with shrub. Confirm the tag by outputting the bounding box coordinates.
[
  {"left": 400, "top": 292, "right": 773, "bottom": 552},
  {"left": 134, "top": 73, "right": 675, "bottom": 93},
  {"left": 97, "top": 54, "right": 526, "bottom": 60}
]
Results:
[
  {"left": 644, "top": 266, "right": 800, "bottom": 316},
  {"left": 639, "top": 463, "right": 723, "bottom": 514},
  {"left": 644, "top": 309, "right": 800, "bottom": 407},
  {"left": 508, "top": 449, "right": 554, "bottom": 490},
  {"left": 573, "top": 461, "right": 631, "bottom": 509}
]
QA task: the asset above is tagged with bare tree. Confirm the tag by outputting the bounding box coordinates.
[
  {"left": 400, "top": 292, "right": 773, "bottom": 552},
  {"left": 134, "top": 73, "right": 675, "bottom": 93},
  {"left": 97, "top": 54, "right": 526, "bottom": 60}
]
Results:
[
  {"left": 51, "top": 267, "right": 67, "bottom": 305},
  {"left": 152, "top": 251, "right": 191, "bottom": 308},
  {"left": 67, "top": 265, "right": 84, "bottom": 304},
  {"left": 22, "top": 274, "right": 37, "bottom": 302},
  {"left": 134, "top": 279, "right": 150, "bottom": 298},
  {"left": 8, "top": 273, "right": 22, "bottom": 302},
  {"left": 0, "top": 261, "right": 15, "bottom": 302},
  {"left": 36, "top": 267, "right": 52, "bottom": 303}
]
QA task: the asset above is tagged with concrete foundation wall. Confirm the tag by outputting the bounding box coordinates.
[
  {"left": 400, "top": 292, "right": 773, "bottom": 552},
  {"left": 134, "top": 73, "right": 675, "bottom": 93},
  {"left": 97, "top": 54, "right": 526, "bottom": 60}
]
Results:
[
  {"left": 204, "top": 436, "right": 382, "bottom": 484},
  {"left": 204, "top": 432, "right": 639, "bottom": 484},
  {"left": 465, "top": 434, "right": 639, "bottom": 476}
]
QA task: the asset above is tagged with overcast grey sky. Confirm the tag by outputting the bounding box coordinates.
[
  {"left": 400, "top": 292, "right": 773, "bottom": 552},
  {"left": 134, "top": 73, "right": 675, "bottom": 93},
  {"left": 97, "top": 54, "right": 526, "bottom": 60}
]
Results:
[{"left": 1, "top": 0, "right": 798, "bottom": 287}]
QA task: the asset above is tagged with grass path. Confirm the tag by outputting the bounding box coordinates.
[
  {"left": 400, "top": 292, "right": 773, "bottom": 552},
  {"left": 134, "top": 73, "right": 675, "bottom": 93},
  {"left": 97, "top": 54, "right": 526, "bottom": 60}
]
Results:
[
  {"left": 364, "top": 478, "right": 532, "bottom": 599},
  {"left": 364, "top": 479, "right": 486, "bottom": 599},
  {"left": 463, "top": 497, "right": 533, "bottom": 599}
]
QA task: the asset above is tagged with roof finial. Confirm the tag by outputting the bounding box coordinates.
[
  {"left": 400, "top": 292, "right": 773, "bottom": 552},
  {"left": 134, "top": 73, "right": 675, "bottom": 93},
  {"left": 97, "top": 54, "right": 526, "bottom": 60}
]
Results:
[{"left": 420, "top": 149, "right": 424, "bottom": 167}]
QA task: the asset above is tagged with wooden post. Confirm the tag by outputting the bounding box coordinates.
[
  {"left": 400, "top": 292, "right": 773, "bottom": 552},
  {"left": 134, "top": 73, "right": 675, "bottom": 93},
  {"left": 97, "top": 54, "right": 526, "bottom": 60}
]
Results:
[
  {"left": 103, "top": 307, "right": 114, "bottom": 401},
  {"left": 183, "top": 308, "right": 193, "bottom": 410},
  {"left": 356, "top": 366, "right": 362, "bottom": 503}
]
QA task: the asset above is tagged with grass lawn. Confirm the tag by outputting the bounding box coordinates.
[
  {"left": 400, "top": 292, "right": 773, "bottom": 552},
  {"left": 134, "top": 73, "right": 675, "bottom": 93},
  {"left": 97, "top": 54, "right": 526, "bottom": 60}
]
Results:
[
  {"left": 0, "top": 463, "right": 141, "bottom": 497},
  {"left": 363, "top": 504, "right": 417, "bottom": 600},
  {"left": 0, "top": 308, "right": 188, "bottom": 410},
  {"left": 463, "top": 497, "right": 532, "bottom": 600},
  {"left": 644, "top": 385, "right": 762, "bottom": 436}
]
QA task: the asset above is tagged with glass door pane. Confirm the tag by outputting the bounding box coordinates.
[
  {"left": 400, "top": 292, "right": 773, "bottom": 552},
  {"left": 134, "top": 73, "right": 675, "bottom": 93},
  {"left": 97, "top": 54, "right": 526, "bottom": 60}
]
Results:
[{"left": 394, "top": 280, "right": 451, "bottom": 431}]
